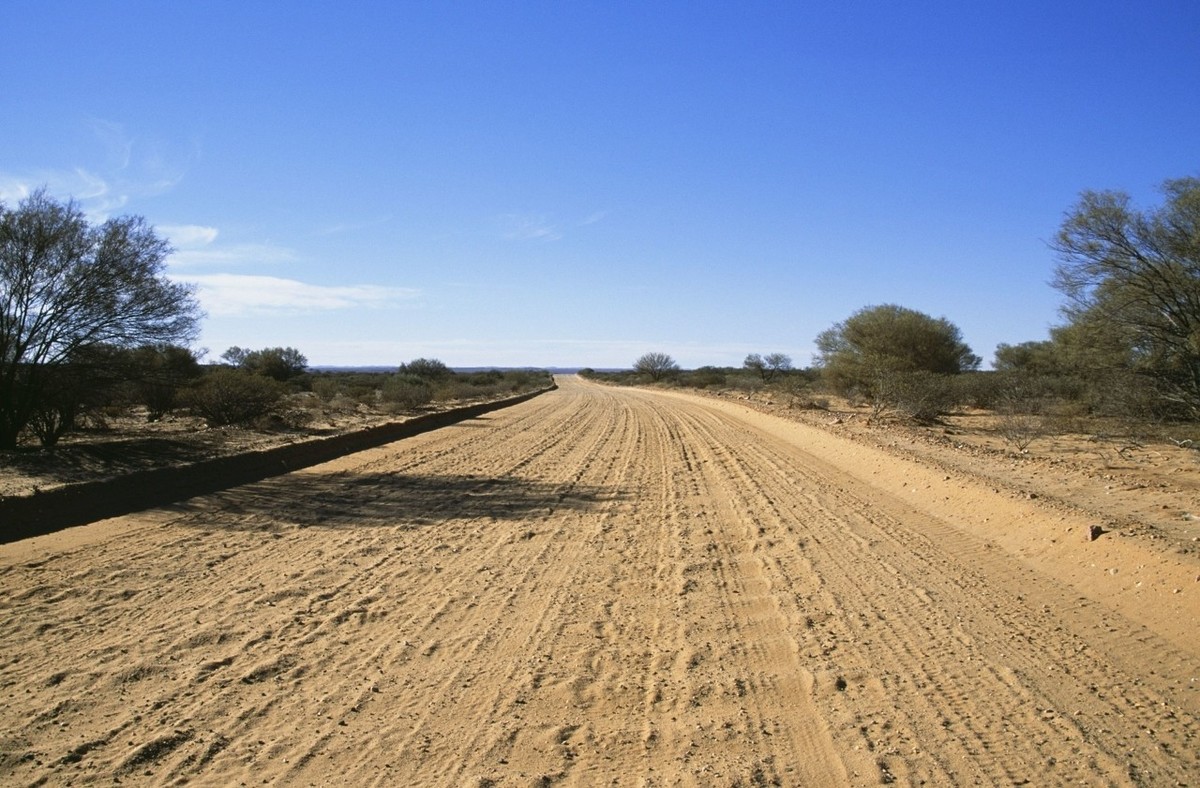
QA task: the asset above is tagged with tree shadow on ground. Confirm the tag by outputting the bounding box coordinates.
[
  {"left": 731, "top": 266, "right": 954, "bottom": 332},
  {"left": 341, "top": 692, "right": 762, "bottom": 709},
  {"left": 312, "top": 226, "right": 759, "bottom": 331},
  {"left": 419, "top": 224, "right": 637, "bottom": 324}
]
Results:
[
  {"left": 170, "top": 471, "right": 623, "bottom": 531},
  {"left": 2, "top": 437, "right": 225, "bottom": 483}
]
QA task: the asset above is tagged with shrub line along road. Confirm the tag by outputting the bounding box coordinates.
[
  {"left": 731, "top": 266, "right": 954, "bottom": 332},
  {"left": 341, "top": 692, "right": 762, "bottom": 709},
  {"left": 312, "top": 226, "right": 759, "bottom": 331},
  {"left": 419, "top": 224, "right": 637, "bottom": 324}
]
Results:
[{"left": 1, "top": 376, "right": 1197, "bottom": 785}]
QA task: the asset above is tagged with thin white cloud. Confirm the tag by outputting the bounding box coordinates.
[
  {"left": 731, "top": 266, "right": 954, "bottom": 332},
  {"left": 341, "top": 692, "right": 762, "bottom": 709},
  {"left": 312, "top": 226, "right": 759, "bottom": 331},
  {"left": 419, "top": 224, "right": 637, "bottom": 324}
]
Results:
[
  {"left": 161, "top": 222, "right": 299, "bottom": 269},
  {"left": 580, "top": 210, "right": 608, "bottom": 226},
  {"left": 160, "top": 224, "right": 219, "bottom": 248},
  {"left": 0, "top": 168, "right": 126, "bottom": 219},
  {"left": 499, "top": 213, "right": 562, "bottom": 242},
  {"left": 168, "top": 241, "right": 297, "bottom": 268},
  {"left": 182, "top": 273, "right": 418, "bottom": 316},
  {"left": 0, "top": 177, "right": 32, "bottom": 204}
]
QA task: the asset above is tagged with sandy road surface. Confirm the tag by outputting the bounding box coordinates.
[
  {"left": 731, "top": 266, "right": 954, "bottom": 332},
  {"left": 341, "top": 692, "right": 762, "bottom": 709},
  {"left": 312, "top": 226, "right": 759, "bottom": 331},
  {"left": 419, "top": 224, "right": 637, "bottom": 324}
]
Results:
[{"left": 2, "top": 376, "right": 1198, "bottom": 786}]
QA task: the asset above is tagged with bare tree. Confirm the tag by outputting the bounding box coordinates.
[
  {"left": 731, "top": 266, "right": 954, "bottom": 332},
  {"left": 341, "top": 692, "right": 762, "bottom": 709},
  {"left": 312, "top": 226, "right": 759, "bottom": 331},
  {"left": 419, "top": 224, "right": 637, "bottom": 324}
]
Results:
[
  {"left": 0, "top": 190, "right": 200, "bottom": 447},
  {"left": 634, "top": 352, "right": 679, "bottom": 381}
]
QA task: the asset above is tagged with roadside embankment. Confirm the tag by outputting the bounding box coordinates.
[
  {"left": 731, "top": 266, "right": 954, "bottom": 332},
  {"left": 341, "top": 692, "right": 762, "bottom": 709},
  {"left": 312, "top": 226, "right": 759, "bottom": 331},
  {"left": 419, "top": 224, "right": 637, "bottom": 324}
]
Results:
[{"left": 0, "top": 384, "right": 556, "bottom": 543}]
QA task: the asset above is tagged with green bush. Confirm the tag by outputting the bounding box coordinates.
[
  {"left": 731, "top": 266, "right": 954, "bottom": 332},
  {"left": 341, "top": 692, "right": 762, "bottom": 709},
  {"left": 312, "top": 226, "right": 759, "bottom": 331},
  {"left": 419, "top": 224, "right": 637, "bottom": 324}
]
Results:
[
  {"left": 816, "top": 304, "right": 979, "bottom": 396},
  {"left": 683, "top": 366, "right": 728, "bottom": 388},
  {"left": 311, "top": 376, "right": 341, "bottom": 402},
  {"left": 187, "top": 368, "right": 285, "bottom": 426},
  {"left": 129, "top": 344, "right": 202, "bottom": 421},
  {"left": 26, "top": 376, "right": 84, "bottom": 447},
  {"left": 876, "top": 370, "right": 960, "bottom": 423},
  {"left": 381, "top": 374, "right": 433, "bottom": 410},
  {"left": 222, "top": 346, "right": 308, "bottom": 381},
  {"left": 433, "top": 381, "right": 488, "bottom": 401},
  {"left": 397, "top": 358, "right": 453, "bottom": 381}
]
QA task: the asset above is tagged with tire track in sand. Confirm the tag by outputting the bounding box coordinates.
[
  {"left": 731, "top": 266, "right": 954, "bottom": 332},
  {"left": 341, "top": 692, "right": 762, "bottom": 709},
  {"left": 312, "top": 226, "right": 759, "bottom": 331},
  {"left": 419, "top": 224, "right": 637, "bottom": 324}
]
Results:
[{"left": 1, "top": 376, "right": 1197, "bottom": 786}]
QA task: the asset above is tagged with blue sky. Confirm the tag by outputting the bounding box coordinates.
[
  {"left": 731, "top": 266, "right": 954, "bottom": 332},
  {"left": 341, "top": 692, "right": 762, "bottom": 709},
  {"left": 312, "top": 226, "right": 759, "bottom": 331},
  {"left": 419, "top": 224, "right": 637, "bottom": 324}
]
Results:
[{"left": 4, "top": 2, "right": 1197, "bottom": 369}]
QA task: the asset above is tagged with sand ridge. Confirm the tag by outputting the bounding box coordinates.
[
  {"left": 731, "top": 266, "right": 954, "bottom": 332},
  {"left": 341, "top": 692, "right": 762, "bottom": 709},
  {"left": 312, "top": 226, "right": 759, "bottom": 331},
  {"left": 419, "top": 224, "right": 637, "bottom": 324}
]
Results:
[{"left": 1, "top": 375, "right": 1197, "bottom": 785}]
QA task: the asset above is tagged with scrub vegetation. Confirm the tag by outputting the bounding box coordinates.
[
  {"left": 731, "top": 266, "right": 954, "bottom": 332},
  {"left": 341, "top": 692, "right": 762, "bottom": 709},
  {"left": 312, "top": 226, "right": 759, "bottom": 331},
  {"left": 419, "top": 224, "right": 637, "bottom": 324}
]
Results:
[
  {"left": 587, "top": 177, "right": 1200, "bottom": 447},
  {"left": 2, "top": 176, "right": 1197, "bottom": 451}
]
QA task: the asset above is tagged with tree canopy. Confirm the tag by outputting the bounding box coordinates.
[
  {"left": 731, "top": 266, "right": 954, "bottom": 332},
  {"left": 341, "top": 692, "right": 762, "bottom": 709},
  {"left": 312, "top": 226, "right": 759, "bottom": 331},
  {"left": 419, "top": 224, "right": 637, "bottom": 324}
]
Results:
[
  {"left": 223, "top": 346, "right": 308, "bottom": 381},
  {"left": 1052, "top": 176, "right": 1200, "bottom": 415},
  {"left": 398, "top": 357, "right": 453, "bottom": 381},
  {"left": 744, "top": 352, "right": 793, "bottom": 382},
  {"left": 0, "top": 191, "right": 200, "bottom": 447},
  {"left": 815, "top": 304, "right": 979, "bottom": 395}
]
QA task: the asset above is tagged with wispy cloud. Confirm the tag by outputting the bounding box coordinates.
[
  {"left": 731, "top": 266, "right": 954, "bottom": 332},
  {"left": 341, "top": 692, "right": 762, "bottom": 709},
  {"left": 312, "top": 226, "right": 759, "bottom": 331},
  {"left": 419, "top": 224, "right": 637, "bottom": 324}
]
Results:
[
  {"left": 159, "top": 223, "right": 219, "bottom": 248},
  {"left": 168, "top": 242, "right": 298, "bottom": 268},
  {"left": 0, "top": 118, "right": 193, "bottom": 221},
  {"left": 181, "top": 273, "right": 418, "bottom": 316},
  {"left": 0, "top": 168, "right": 127, "bottom": 219},
  {"left": 161, "top": 222, "right": 300, "bottom": 268},
  {"left": 0, "top": 177, "right": 34, "bottom": 204},
  {"left": 493, "top": 210, "right": 606, "bottom": 241},
  {"left": 498, "top": 213, "right": 562, "bottom": 242}
]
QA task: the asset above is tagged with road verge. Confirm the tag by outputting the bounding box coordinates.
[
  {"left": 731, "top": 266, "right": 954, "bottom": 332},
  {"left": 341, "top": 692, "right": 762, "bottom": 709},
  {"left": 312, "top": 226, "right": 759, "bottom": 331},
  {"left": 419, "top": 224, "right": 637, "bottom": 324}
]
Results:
[{"left": 0, "top": 383, "right": 556, "bottom": 543}]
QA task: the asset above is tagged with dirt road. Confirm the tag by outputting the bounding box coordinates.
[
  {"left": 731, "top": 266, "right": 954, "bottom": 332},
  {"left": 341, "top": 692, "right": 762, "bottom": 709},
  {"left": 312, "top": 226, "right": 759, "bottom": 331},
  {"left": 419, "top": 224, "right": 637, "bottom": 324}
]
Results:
[{"left": 2, "top": 376, "right": 1198, "bottom": 786}]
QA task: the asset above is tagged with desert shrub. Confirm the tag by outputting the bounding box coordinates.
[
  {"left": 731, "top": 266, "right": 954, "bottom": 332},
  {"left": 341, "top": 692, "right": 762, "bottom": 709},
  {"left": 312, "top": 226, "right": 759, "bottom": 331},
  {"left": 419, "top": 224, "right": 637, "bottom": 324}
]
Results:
[
  {"left": 1084, "top": 369, "right": 1173, "bottom": 421},
  {"left": 138, "top": 379, "right": 181, "bottom": 421},
  {"left": 129, "top": 344, "right": 202, "bottom": 421},
  {"left": 500, "top": 369, "right": 542, "bottom": 391},
  {"left": 311, "top": 376, "right": 341, "bottom": 402},
  {"left": 26, "top": 395, "right": 81, "bottom": 447},
  {"left": 465, "top": 369, "right": 505, "bottom": 386},
  {"left": 273, "top": 399, "right": 317, "bottom": 429},
  {"left": 772, "top": 375, "right": 827, "bottom": 409},
  {"left": 381, "top": 374, "right": 433, "bottom": 410},
  {"left": 222, "top": 346, "right": 308, "bottom": 381},
  {"left": 984, "top": 374, "right": 1049, "bottom": 450},
  {"left": 681, "top": 366, "right": 728, "bottom": 388},
  {"left": 981, "top": 367, "right": 1175, "bottom": 423},
  {"left": 346, "top": 382, "right": 381, "bottom": 405},
  {"left": 322, "top": 393, "right": 360, "bottom": 413},
  {"left": 997, "top": 410, "right": 1045, "bottom": 452},
  {"left": 952, "top": 372, "right": 1001, "bottom": 410},
  {"left": 187, "top": 368, "right": 286, "bottom": 426},
  {"left": 21, "top": 351, "right": 128, "bottom": 446},
  {"left": 311, "top": 372, "right": 384, "bottom": 405},
  {"left": 584, "top": 369, "right": 637, "bottom": 385},
  {"left": 433, "top": 380, "right": 487, "bottom": 401},
  {"left": 398, "top": 358, "right": 453, "bottom": 381},
  {"left": 725, "top": 373, "right": 764, "bottom": 394},
  {"left": 877, "top": 370, "right": 960, "bottom": 423},
  {"left": 816, "top": 304, "right": 980, "bottom": 396}
]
